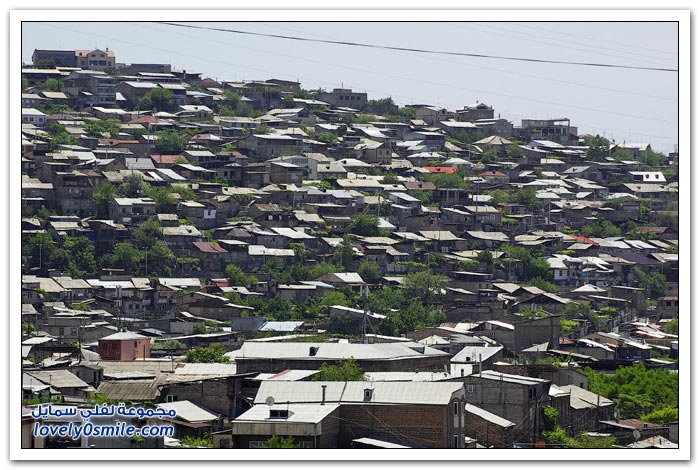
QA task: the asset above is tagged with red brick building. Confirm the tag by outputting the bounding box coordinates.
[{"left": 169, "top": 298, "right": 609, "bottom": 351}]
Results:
[{"left": 98, "top": 331, "right": 151, "bottom": 361}]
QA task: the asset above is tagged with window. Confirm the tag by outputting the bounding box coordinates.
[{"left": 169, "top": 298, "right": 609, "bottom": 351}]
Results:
[
  {"left": 166, "top": 395, "right": 177, "bottom": 402},
  {"left": 466, "top": 384, "right": 476, "bottom": 393},
  {"left": 453, "top": 434, "right": 459, "bottom": 448},
  {"left": 453, "top": 401, "right": 459, "bottom": 416}
]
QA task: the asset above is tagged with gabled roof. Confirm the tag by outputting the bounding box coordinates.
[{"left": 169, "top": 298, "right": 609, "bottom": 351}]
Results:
[{"left": 253, "top": 381, "right": 463, "bottom": 406}]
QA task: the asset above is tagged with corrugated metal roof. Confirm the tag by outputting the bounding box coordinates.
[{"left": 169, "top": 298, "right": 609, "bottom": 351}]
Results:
[
  {"left": 253, "top": 381, "right": 464, "bottom": 405},
  {"left": 559, "top": 385, "right": 614, "bottom": 410},
  {"left": 234, "top": 403, "right": 339, "bottom": 425},
  {"left": 27, "top": 370, "right": 90, "bottom": 389},
  {"left": 229, "top": 342, "right": 449, "bottom": 361},
  {"left": 465, "top": 403, "right": 515, "bottom": 428},
  {"left": 157, "top": 400, "right": 218, "bottom": 423},
  {"left": 97, "top": 379, "right": 161, "bottom": 401}
]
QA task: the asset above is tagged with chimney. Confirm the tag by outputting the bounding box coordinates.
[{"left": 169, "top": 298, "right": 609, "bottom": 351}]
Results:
[{"left": 321, "top": 385, "right": 327, "bottom": 405}]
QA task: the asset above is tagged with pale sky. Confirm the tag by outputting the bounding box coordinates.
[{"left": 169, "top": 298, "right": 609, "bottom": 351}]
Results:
[{"left": 21, "top": 20, "right": 679, "bottom": 153}]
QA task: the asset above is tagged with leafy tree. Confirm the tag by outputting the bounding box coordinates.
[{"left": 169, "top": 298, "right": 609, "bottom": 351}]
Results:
[
  {"left": 146, "top": 241, "right": 175, "bottom": 275},
  {"left": 92, "top": 181, "right": 117, "bottom": 218},
  {"left": 22, "top": 75, "right": 29, "bottom": 91},
  {"left": 663, "top": 318, "right": 678, "bottom": 335},
  {"left": 131, "top": 218, "right": 162, "bottom": 249},
  {"left": 333, "top": 236, "right": 355, "bottom": 270},
  {"left": 313, "top": 358, "right": 365, "bottom": 381},
  {"left": 226, "top": 264, "right": 258, "bottom": 287},
  {"left": 154, "top": 339, "right": 186, "bottom": 351},
  {"left": 83, "top": 118, "right": 121, "bottom": 138},
  {"left": 358, "top": 260, "right": 382, "bottom": 282},
  {"left": 183, "top": 344, "right": 229, "bottom": 363},
  {"left": 179, "top": 435, "right": 214, "bottom": 448},
  {"left": 192, "top": 323, "right": 207, "bottom": 335},
  {"left": 119, "top": 173, "right": 145, "bottom": 197},
  {"left": 154, "top": 130, "right": 187, "bottom": 154},
  {"left": 633, "top": 267, "right": 669, "bottom": 298},
  {"left": 583, "top": 363, "right": 678, "bottom": 419},
  {"left": 349, "top": 213, "right": 380, "bottom": 237},
  {"left": 137, "top": 87, "right": 177, "bottom": 112},
  {"left": 513, "top": 187, "right": 543, "bottom": 210},
  {"left": 263, "top": 435, "right": 297, "bottom": 449},
  {"left": 315, "top": 131, "right": 338, "bottom": 143},
  {"left": 507, "top": 144, "right": 525, "bottom": 159},
  {"left": 423, "top": 171, "right": 470, "bottom": 190},
  {"left": 641, "top": 406, "right": 678, "bottom": 424},
  {"left": 586, "top": 135, "right": 611, "bottom": 162},
  {"left": 640, "top": 147, "right": 667, "bottom": 169},
  {"left": 560, "top": 318, "right": 580, "bottom": 335},
  {"left": 105, "top": 242, "right": 143, "bottom": 273},
  {"left": 530, "top": 277, "right": 557, "bottom": 293},
  {"left": 562, "top": 302, "right": 602, "bottom": 330},
  {"left": 611, "top": 146, "right": 633, "bottom": 162},
  {"left": 142, "top": 185, "right": 177, "bottom": 213},
  {"left": 403, "top": 271, "right": 448, "bottom": 305},
  {"left": 252, "top": 125, "right": 272, "bottom": 135},
  {"left": 580, "top": 219, "right": 622, "bottom": 238},
  {"left": 62, "top": 236, "right": 97, "bottom": 277},
  {"left": 40, "top": 78, "right": 62, "bottom": 92}
]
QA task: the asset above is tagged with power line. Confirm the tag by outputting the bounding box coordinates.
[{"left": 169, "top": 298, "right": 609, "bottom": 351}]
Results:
[{"left": 153, "top": 22, "right": 678, "bottom": 73}]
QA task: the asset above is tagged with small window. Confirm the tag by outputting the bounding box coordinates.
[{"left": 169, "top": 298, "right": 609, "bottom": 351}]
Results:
[
  {"left": 166, "top": 395, "right": 177, "bottom": 402},
  {"left": 454, "top": 434, "right": 459, "bottom": 448},
  {"left": 453, "top": 401, "right": 459, "bottom": 416},
  {"left": 364, "top": 389, "right": 373, "bottom": 401},
  {"left": 466, "top": 384, "right": 476, "bottom": 393}
]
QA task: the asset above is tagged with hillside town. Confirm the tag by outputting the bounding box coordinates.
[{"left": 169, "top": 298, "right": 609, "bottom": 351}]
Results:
[{"left": 20, "top": 48, "right": 680, "bottom": 450}]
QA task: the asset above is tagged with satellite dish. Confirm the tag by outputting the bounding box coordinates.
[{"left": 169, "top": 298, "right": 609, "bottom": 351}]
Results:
[
  {"left": 633, "top": 429, "right": 641, "bottom": 441},
  {"left": 265, "top": 396, "right": 275, "bottom": 407}
]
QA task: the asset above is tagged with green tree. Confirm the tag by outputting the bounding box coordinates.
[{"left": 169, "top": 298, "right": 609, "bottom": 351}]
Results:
[
  {"left": 183, "top": 344, "right": 229, "bottom": 363},
  {"left": 641, "top": 406, "right": 678, "bottom": 424},
  {"left": 586, "top": 135, "right": 611, "bottom": 162},
  {"left": 137, "top": 87, "right": 177, "bottom": 112},
  {"left": 633, "top": 267, "right": 669, "bottom": 298},
  {"left": 315, "top": 131, "right": 338, "bottom": 143},
  {"left": 105, "top": 242, "right": 143, "bottom": 273},
  {"left": 83, "top": 119, "right": 121, "bottom": 138},
  {"left": 513, "top": 187, "right": 543, "bottom": 210},
  {"left": 358, "top": 260, "right": 382, "bottom": 282},
  {"left": 146, "top": 241, "right": 175, "bottom": 275},
  {"left": 663, "top": 318, "right": 678, "bottom": 335},
  {"left": 62, "top": 236, "right": 97, "bottom": 277},
  {"left": 192, "top": 323, "right": 207, "bottom": 335},
  {"left": 226, "top": 264, "right": 258, "bottom": 287},
  {"left": 131, "top": 218, "right": 162, "bottom": 249},
  {"left": 154, "top": 130, "right": 187, "bottom": 154},
  {"left": 119, "top": 173, "right": 145, "bottom": 197},
  {"left": 507, "top": 144, "right": 525, "bottom": 159},
  {"left": 583, "top": 363, "right": 678, "bottom": 419},
  {"left": 40, "top": 78, "right": 62, "bottom": 92},
  {"left": 92, "top": 181, "right": 117, "bottom": 218},
  {"left": 142, "top": 185, "right": 177, "bottom": 213},
  {"left": 333, "top": 236, "right": 356, "bottom": 270},
  {"left": 423, "top": 171, "right": 470, "bottom": 190},
  {"left": 313, "top": 358, "right": 365, "bottom": 381},
  {"left": 349, "top": 213, "right": 380, "bottom": 237},
  {"left": 403, "top": 271, "right": 448, "bottom": 305},
  {"left": 529, "top": 277, "right": 557, "bottom": 293},
  {"left": 263, "top": 435, "right": 297, "bottom": 449}
]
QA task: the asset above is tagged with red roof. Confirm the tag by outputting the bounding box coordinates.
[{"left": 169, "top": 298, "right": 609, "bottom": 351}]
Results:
[
  {"left": 192, "top": 241, "right": 228, "bottom": 254},
  {"left": 423, "top": 166, "right": 456, "bottom": 174},
  {"left": 128, "top": 116, "right": 158, "bottom": 125},
  {"left": 568, "top": 234, "right": 597, "bottom": 245},
  {"left": 152, "top": 155, "right": 185, "bottom": 165}
]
